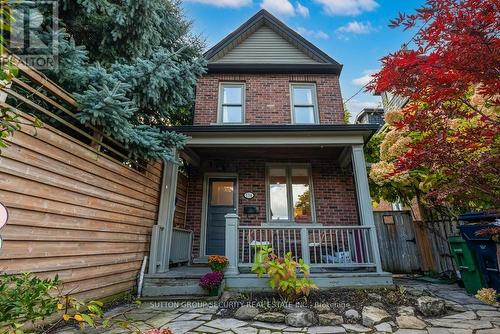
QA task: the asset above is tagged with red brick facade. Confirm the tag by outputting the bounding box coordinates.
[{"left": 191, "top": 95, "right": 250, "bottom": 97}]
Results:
[
  {"left": 193, "top": 73, "right": 345, "bottom": 125},
  {"left": 185, "top": 158, "right": 359, "bottom": 257}
]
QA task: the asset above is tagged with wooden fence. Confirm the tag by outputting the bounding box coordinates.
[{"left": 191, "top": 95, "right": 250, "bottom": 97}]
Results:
[
  {"left": 374, "top": 211, "right": 458, "bottom": 275},
  {"left": 0, "top": 57, "right": 164, "bottom": 300}
]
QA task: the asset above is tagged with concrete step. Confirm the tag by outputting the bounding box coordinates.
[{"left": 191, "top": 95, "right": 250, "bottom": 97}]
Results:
[{"left": 142, "top": 277, "right": 208, "bottom": 297}]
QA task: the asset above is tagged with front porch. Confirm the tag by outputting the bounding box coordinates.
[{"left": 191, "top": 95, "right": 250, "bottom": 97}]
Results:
[{"left": 145, "top": 125, "right": 392, "bottom": 295}]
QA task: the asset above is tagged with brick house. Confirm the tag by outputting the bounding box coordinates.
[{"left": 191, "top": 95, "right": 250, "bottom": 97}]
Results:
[{"left": 144, "top": 10, "right": 392, "bottom": 294}]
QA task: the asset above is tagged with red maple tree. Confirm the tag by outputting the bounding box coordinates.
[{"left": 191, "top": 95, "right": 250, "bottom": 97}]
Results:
[{"left": 368, "top": 0, "right": 499, "bottom": 209}]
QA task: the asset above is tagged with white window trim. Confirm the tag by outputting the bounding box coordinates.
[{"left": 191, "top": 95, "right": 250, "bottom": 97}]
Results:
[
  {"left": 217, "top": 82, "right": 245, "bottom": 124},
  {"left": 265, "top": 163, "right": 317, "bottom": 224},
  {"left": 290, "top": 83, "right": 319, "bottom": 124}
]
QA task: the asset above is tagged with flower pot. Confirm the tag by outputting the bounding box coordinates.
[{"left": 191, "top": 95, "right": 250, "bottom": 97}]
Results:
[{"left": 208, "top": 287, "right": 219, "bottom": 296}]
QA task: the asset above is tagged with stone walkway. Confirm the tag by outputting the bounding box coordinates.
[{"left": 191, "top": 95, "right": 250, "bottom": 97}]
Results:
[{"left": 56, "top": 280, "right": 500, "bottom": 334}]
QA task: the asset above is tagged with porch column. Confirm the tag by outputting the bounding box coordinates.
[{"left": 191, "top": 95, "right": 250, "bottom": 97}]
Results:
[
  {"left": 225, "top": 213, "right": 240, "bottom": 275},
  {"left": 351, "top": 145, "right": 383, "bottom": 273},
  {"left": 148, "top": 149, "right": 180, "bottom": 274}
]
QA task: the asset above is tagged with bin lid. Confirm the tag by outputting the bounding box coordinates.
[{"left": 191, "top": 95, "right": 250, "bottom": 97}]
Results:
[{"left": 459, "top": 211, "right": 500, "bottom": 222}]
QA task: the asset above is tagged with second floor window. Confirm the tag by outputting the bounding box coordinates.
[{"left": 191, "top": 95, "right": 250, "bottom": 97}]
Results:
[
  {"left": 291, "top": 84, "right": 318, "bottom": 124},
  {"left": 219, "top": 83, "right": 245, "bottom": 124}
]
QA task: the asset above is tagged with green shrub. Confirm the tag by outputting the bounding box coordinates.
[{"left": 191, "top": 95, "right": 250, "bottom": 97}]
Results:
[
  {"left": 0, "top": 273, "right": 60, "bottom": 334},
  {"left": 251, "top": 246, "right": 317, "bottom": 302}
]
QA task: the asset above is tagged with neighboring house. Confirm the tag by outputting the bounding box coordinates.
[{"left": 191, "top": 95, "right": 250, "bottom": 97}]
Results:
[
  {"left": 355, "top": 108, "right": 385, "bottom": 126},
  {"left": 144, "top": 10, "right": 392, "bottom": 295}
]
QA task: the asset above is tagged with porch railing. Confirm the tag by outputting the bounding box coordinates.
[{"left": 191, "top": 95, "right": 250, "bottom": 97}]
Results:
[
  {"left": 224, "top": 214, "right": 377, "bottom": 273},
  {"left": 170, "top": 228, "right": 193, "bottom": 264}
]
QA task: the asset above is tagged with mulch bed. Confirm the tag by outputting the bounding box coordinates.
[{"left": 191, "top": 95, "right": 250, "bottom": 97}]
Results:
[{"left": 217, "top": 286, "right": 419, "bottom": 320}]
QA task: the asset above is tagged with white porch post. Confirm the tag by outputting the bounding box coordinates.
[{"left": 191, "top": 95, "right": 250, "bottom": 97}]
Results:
[
  {"left": 300, "top": 228, "right": 311, "bottom": 265},
  {"left": 148, "top": 149, "right": 180, "bottom": 273},
  {"left": 225, "top": 213, "right": 240, "bottom": 275},
  {"left": 351, "top": 145, "right": 383, "bottom": 273}
]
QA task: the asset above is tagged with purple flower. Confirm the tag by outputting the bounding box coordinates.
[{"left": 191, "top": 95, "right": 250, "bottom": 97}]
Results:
[{"left": 199, "top": 271, "right": 224, "bottom": 289}]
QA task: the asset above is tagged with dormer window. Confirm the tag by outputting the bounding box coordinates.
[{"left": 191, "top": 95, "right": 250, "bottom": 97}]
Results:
[
  {"left": 218, "top": 83, "right": 245, "bottom": 124},
  {"left": 290, "top": 83, "right": 319, "bottom": 124}
]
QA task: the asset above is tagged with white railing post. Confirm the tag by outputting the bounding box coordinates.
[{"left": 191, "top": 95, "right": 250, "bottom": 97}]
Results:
[
  {"left": 351, "top": 145, "right": 383, "bottom": 273},
  {"left": 225, "top": 213, "right": 239, "bottom": 275},
  {"left": 300, "top": 227, "right": 311, "bottom": 265}
]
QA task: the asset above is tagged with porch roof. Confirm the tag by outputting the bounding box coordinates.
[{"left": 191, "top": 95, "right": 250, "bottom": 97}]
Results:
[
  {"left": 165, "top": 124, "right": 379, "bottom": 147},
  {"left": 164, "top": 124, "right": 378, "bottom": 148}
]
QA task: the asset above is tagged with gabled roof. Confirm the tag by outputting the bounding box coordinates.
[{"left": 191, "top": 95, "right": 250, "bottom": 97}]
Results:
[{"left": 204, "top": 9, "right": 343, "bottom": 75}]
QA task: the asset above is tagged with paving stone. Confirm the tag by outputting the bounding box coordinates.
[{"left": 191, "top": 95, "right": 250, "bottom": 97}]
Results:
[
  {"left": 342, "top": 323, "right": 372, "bottom": 333},
  {"left": 124, "top": 310, "right": 156, "bottom": 321},
  {"left": 146, "top": 312, "right": 180, "bottom": 327},
  {"left": 250, "top": 321, "right": 287, "bottom": 331},
  {"left": 396, "top": 316, "right": 427, "bottom": 330},
  {"left": 374, "top": 322, "right": 393, "bottom": 333},
  {"left": 175, "top": 313, "right": 203, "bottom": 321},
  {"left": 478, "top": 311, "right": 500, "bottom": 318},
  {"left": 258, "top": 330, "right": 272, "bottom": 334},
  {"left": 162, "top": 320, "right": 205, "bottom": 334},
  {"left": 196, "top": 314, "right": 213, "bottom": 321},
  {"left": 204, "top": 318, "right": 247, "bottom": 330},
  {"left": 445, "top": 300, "right": 466, "bottom": 312},
  {"left": 233, "top": 327, "right": 259, "bottom": 334},
  {"left": 254, "top": 312, "right": 285, "bottom": 323},
  {"left": 427, "top": 328, "right": 472, "bottom": 334},
  {"left": 189, "top": 306, "right": 219, "bottom": 314},
  {"left": 393, "top": 330, "right": 427, "bottom": 334},
  {"left": 480, "top": 317, "right": 500, "bottom": 324},
  {"left": 476, "top": 329, "right": 500, "bottom": 334},
  {"left": 195, "top": 325, "right": 222, "bottom": 333},
  {"left": 308, "top": 326, "right": 346, "bottom": 333},
  {"left": 426, "top": 319, "right": 493, "bottom": 330},
  {"left": 442, "top": 311, "right": 477, "bottom": 320},
  {"left": 284, "top": 327, "right": 306, "bottom": 332},
  {"left": 362, "top": 306, "right": 391, "bottom": 327},
  {"left": 466, "top": 304, "right": 498, "bottom": 311}
]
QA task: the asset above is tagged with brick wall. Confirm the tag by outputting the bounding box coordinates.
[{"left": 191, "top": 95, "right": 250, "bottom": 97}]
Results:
[
  {"left": 193, "top": 73, "right": 345, "bottom": 125},
  {"left": 185, "top": 158, "right": 359, "bottom": 257}
]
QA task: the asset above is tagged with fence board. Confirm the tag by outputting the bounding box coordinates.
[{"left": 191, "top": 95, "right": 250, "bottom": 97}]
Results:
[{"left": 0, "top": 112, "right": 162, "bottom": 302}]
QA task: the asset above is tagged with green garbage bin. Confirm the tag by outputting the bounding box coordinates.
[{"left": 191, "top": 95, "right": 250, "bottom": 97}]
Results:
[{"left": 448, "top": 236, "right": 484, "bottom": 294}]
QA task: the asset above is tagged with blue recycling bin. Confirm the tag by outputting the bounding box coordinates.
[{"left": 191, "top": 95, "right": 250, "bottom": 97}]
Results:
[{"left": 459, "top": 212, "right": 500, "bottom": 293}]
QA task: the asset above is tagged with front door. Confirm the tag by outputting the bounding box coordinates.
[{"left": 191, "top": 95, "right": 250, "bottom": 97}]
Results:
[{"left": 206, "top": 178, "right": 237, "bottom": 255}]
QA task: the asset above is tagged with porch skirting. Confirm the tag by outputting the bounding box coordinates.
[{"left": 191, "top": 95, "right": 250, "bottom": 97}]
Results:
[{"left": 224, "top": 272, "right": 393, "bottom": 290}]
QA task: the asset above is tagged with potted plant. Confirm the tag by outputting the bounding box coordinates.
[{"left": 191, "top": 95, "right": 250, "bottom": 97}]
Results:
[
  {"left": 208, "top": 255, "right": 229, "bottom": 272},
  {"left": 199, "top": 271, "right": 224, "bottom": 296}
]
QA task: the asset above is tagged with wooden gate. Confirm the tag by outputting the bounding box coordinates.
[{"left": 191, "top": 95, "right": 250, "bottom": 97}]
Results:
[
  {"left": 374, "top": 211, "right": 458, "bottom": 274},
  {"left": 374, "top": 211, "right": 422, "bottom": 273}
]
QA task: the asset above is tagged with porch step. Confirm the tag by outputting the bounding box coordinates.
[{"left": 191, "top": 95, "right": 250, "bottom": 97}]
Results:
[{"left": 142, "top": 277, "right": 208, "bottom": 297}]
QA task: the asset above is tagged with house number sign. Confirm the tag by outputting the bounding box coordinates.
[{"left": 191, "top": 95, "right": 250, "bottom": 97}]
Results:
[{"left": 243, "top": 192, "right": 255, "bottom": 199}]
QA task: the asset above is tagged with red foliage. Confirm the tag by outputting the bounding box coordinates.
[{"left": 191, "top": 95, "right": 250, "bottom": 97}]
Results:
[
  {"left": 371, "top": 0, "right": 500, "bottom": 103},
  {"left": 369, "top": 0, "right": 500, "bottom": 208}
]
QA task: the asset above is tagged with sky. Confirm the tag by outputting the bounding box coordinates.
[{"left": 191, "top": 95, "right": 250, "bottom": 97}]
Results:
[{"left": 181, "top": 0, "right": 426, "bottom": 122}]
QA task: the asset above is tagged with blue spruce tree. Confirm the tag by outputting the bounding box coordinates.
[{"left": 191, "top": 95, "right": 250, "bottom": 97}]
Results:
[{"left": 36, "top": 0, "right": 206, "bottom": 161}]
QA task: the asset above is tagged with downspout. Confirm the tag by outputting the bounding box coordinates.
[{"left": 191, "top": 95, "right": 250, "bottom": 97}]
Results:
[{"left": 137, "top": 255, "right": 148, "bottom": 298}]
